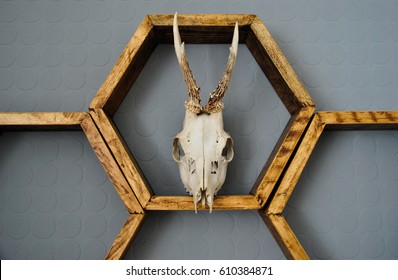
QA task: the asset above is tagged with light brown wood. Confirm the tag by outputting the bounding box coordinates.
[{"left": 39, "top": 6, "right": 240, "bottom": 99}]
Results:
[
  {"left": 261, "top": 213, "right": 309, "bottom": 260},
  {"left": 3, "top": 15, "right": 396, "bottom": 262},
  {"left": 149, "top": 14, "right": 255, "bottom": 44},
  {"left": 146, "top": 195, "right": 261, "bottom": 211},
  {"left": 267, "top": 111, "right": 398, "bottom": 215},
  {"left": 81, "top": 114, "right": 143, "bottom": 214},
  {"left": 267, "top": 114, "right": 324, "bottom": 214},
  {"left": 88, "top": 13, "right": 315, "bottom": 211},
  {"left": 264, "top": 111, "right": 398, "bottom": 259},
  {"left": 149, "top": 14, "right": 256, "bottom": 27},
  {"left": 253, "top": 106, "right": 315, "bottom": 207},
  {"left": 89, "top": 16, "right": 156, "bottom": 116},
  {"left": 247, "top": 17, "right": 314, "bottom": 114},
  {"left": 90, "top": 109, "right": 152, "bottom": 208},
  {"left": 267, "top": 112, "right": 398, "bottom": 214},
  {"left": 105, "top": 214, "right": 145, "bottom": 260},
  {"left": 0, "top": 112, "right": 86, "bottom": 130},
  {"left": 320, "top": 111, "right": 398, "bottom": 130},
  {"left": 89, "top": 15, "right": 258, "bottom": 116},
  {"left": 85, "top": 14, "right": 318, "bottom": 261},
  {"left": 89, "top": 13, "right": 314, "bottom": 115}
]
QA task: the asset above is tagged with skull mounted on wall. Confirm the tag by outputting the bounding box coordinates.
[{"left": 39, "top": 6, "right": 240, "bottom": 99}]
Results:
[{"left": 172, "top": 13, "right": 238, "bottom": 212}]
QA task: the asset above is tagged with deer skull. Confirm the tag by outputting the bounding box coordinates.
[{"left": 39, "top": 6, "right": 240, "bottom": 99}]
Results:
[{"left": 172, "top": 13, "right": 238, "bottom": 212}]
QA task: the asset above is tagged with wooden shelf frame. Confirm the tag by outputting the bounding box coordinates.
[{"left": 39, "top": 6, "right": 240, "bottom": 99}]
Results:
[
  {"left": 263, "top": 111, "right": 398, "bottom": 260},
  {"left": 87, "top": 13, "right": 316, "bottom": 259},
  {"left": 89, "top": 13, "right": 315, "bottom": 209},
  {"left": 3, "top": 16, "right": 397, "bottom": 261}
]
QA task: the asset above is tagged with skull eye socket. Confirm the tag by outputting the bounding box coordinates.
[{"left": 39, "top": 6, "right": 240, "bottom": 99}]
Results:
[
  {"left": 222, "top": 137, "right": 234, "bottom": 162},
  {"left": 172, "top": 138, "right": 185, "bottom": 162}
]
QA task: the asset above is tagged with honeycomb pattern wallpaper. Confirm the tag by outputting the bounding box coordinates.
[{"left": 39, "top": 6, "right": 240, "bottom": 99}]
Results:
[{"left": 1, "top": 0, "right": 398, "bottom": 260}]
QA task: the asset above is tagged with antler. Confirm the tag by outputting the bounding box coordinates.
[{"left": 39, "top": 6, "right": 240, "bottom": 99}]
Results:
[
  {"left": 173, "top": 13, "right": 239, "bottom": 114},
  {"left": 173, "top": 13, "right": 202, "bottom": 114},
  {"left": 205, "top": 21, "right": 239, "bottom": 113}
]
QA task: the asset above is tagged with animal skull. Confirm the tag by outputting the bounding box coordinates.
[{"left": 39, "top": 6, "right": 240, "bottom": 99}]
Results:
[{"left": 172, "top": 13, "right": 238, "bottom": 212}]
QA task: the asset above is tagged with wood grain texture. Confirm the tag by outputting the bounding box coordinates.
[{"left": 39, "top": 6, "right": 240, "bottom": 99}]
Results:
[
  {"left": 253, "top": 106, "right": 315, "bottom": 207},
  {"left": 0, "top": 112, "right": 86, "bottom": 130},
  {"left": 262, "top": 111, "right": 398, "bottom": 259},
  {"left": 267, "top": 114, "right": 324, "bottom": 214},
  {"left": 319, "top": 111, "right": 398, "bottom": 130},
  {"left": 90, "top": 13, "right": 315, "bottom": 116},
  {"left": 261, "top": 213, "right": 309, "bottom": 260},
  {"left": 89, "top": 16, "right": 156, "bottom": 116},
  {"left": 90, "top": 109, "right": 152, "bottom": 208},
  {"left": 149, "top": 14, "right": 255, "bottom": 44},
  {"left": 268, "top": 111, "right": 398, "bottom": 214},
  {"left": 247, "top": 17, "right": 314, "bottom": 114},
  {"left": 105, "top": 214, "right": 145, "bottom": 260},
  {"left": 81, "top": 114, "right": 143, "bottom": 214},
  {"left": 146, "top": 195, "right": 261, "bottom": 211},
  {"left": 149, "top": 14, "right": 256, "bottom": 26},
  {"left": 90, "top": 14, "right": 256, "bottom": 115}
]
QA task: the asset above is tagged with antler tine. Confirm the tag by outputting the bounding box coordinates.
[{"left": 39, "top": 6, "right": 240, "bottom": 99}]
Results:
[
  {"left": 173, "top": 13, "right": 202, "bottom": 114},
  {"left": 205, "top": 21, "right": 239, "bottom": 113}
]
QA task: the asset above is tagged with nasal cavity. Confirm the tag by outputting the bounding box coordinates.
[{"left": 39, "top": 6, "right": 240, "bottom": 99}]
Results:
[{"left": 211, "top": 161, "right": 218, "bottom": 174}]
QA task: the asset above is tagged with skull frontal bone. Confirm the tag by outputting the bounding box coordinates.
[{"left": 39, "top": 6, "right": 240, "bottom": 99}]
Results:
[{"left": 173, "top": 111, "right": 233, "bottom": 212}]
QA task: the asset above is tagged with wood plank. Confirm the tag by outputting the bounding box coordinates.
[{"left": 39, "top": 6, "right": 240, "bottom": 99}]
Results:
[
  {"left": 261, "top": 213, "right": 309, "bottom": 260},
  {"left": 319, "top": 111, "right": 398, "bottom": 130},
  {"left": 153, "top": 25, "right": 250, "bottom": 44},
  {"left": 149, "top": 14, "right": 255, "bottom": 44},
  {"left": 267, "top": 114, "right": 324, "bottom": 214},
  {"left": 146, "top": 195, "right": 261, "bottom": 211},
  {"left": 81, "top": 114, "right": 143, "bottom": 214},
  {"left": 247, "top": 17, "right": 314, "bottom": 114},
  {"left": 89, "top": 16, "right": 157, "bottom": 116},
  {"left": 149, "top": 14, "right": 256, "bottom": 27},
  {"left": 253, "top": 106, "right": 315, "bottom": 207},
  {"left": 105, "top": 214, "right": 145, "bottom": 260},
  {"left": 0, "top": 112, "right": 86, "bottom": 130},
  {"left": 90, "top": 109, "right": 152, "bottom": 208}
]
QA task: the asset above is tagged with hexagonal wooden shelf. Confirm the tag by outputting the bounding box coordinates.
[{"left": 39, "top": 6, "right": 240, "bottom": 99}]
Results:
[
  {"left": 262, "top": 111, "right": 398, "bottom": 260},
  {"left": 88, "top": 14, "right": 315, "bottom": 259},
  {"left": 89, "top": 13, "right": 314, "bottom": 207}
]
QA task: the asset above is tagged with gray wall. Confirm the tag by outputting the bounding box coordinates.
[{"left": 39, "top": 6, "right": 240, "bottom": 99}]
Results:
[{"left": 0, "top": 0, "right": 397, "bottom": 259}]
